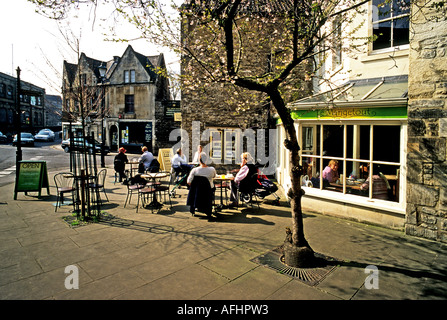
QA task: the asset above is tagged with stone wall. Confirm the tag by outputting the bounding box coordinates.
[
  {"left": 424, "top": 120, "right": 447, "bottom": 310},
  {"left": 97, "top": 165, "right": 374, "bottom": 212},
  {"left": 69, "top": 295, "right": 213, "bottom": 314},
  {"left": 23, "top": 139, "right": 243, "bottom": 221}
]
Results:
[{"left": 406, "top": 2, "right": 447, "bottom": 242}]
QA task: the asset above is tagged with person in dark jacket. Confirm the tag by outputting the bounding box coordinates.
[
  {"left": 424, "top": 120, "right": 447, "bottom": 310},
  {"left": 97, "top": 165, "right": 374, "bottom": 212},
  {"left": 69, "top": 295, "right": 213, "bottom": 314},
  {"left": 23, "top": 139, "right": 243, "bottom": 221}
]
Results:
[{"left": 114, "top": 147, "right": 128, "bottom": 182}]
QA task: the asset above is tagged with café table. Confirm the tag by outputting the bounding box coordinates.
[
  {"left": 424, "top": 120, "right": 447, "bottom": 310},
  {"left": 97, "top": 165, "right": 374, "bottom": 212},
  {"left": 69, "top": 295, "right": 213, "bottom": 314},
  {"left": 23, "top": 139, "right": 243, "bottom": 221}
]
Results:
[
  {"left": 329, "top": 180, "right": 363, "bottom": 193},
  {"left": 140, "top": 172, "right": 169, "bottom": 209},
  {"left": 213, "top": 174, "right": 234, "bottom": 209}
]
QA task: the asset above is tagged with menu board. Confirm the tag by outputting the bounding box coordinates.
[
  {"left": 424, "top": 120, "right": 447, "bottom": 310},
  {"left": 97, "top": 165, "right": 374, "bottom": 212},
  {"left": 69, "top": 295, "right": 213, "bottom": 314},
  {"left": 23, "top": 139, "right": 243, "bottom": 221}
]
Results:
[{"left": 158, "top": 148, "right": 173, "bottom": 172}]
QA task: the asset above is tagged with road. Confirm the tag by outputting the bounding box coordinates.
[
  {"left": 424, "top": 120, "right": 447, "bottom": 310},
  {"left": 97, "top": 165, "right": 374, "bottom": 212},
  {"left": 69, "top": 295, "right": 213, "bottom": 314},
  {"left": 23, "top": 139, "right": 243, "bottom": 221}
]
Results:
[{"left": 0, "top": 138, "right": 115, "bottom": 187}]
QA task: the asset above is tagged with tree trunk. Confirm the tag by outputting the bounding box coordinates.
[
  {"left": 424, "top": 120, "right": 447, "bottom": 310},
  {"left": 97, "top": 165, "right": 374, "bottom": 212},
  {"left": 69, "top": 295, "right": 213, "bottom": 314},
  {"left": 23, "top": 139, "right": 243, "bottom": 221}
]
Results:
[{"left": 269, "top": 88, "right": 315, "bottom": 268}]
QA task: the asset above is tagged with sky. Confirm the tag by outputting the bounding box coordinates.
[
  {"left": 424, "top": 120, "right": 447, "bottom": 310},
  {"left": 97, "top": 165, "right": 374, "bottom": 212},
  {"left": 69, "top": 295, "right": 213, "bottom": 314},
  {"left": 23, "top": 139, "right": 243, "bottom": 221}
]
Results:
[{"left": 0, "top": 0, "right": 180, "bottom": 96}]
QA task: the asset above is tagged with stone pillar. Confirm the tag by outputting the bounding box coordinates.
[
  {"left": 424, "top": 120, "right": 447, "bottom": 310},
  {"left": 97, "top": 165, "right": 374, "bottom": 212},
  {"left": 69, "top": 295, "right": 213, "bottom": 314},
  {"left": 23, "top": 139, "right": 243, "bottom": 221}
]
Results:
[{"left": 406, "top": 1, "right": 447, "bottom": 242}]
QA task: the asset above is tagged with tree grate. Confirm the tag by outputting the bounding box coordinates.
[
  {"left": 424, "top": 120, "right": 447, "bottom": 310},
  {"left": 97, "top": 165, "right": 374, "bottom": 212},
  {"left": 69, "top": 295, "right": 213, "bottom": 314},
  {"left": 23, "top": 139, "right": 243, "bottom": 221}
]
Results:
[{"left": 251, "top": 247, "right": 340, "bottom": 286}]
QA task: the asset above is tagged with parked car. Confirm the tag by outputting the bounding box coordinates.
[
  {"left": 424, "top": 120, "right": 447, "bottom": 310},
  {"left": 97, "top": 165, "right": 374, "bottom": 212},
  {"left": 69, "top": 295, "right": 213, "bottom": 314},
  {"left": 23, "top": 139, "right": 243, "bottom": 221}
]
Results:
[
  {"left": 12, "top": 132, "right": 35, "bottom": 147},
  {"left": 34, "top": 129, "right": 55, "bottom": 142},
  {"left": 0, "top": 132, "right": 7, "bottom": 143},
  {"left": 61, "top": 137, "right": 109, "bottom": 155}
]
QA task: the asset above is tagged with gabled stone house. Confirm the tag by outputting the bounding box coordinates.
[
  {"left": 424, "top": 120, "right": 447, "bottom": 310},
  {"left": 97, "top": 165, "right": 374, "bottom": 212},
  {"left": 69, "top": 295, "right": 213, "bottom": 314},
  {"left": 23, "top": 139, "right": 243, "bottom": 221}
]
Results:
[{"left": 62, "top": 45, "right": 179, "bottom": 154}]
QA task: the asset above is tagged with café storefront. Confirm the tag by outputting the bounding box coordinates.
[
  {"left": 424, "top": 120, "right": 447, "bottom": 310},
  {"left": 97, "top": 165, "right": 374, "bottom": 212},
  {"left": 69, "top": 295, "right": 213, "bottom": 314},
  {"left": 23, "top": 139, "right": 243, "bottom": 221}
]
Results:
[
  {"left": 118, "top": 119, "right": 154, "bottom": 154},
  {"left": 276, "top": 76, "right": 408, "bottom": 228}
]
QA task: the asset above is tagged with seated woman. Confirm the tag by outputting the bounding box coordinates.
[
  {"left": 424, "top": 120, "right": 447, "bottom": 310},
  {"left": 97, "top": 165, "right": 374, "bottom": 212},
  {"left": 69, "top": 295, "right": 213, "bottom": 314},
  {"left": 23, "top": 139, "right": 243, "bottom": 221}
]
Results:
[
  {"left": 229, "top": 152, "right": 257, "bottom": 207},
  {"left": 192, "top": 145, "right": 207, "bottom": 165},
  {"left": 114, "top": 147, "right": 128, "bottom": 183},
  {"left": 322, "top": 159, "right": 340, "bottom": 183},
  {"left": 187, "top": 154, "right": 217, "bottom": 220},
  {"left": 360, "top": 174, "right": 389, "bottom": 200}
]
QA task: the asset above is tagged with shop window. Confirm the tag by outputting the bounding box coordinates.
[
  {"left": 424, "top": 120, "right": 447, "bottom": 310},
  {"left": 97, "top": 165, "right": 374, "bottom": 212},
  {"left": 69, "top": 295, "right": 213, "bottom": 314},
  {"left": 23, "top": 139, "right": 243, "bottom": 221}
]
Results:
[
  {"left": 119, "top": 122, "right": 153, "bottom": 153},
  {"left": 206, "top": 127, "right": 246, "bottom": 164},
  {"left": 124, "top": 95, "right": 134, "bottom": 113},
  {"left": 372, "top": 0, "right": 410, "bottom": 51},
  {"left": 301, "top": 123, "right": 402, "bottom": 203}
]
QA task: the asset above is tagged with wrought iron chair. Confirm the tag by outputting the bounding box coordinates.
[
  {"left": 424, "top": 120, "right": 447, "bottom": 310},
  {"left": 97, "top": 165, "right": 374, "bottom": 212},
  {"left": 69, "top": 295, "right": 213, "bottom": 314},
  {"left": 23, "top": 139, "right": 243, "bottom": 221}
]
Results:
[
  {"left": 54, "top": 172, "right": 76, "bottom": 212},
  {"left": 89, "top": 169, "right": 108, "bottom": 203},
  {"left": 155, "top": 171, "right": 173, "bottom": 209},
  {"left": 136, "top": 186, "right": 157, "bottom": 213},
  {"left": 124, "top": 177, "right": 146, "bottom": 208}
]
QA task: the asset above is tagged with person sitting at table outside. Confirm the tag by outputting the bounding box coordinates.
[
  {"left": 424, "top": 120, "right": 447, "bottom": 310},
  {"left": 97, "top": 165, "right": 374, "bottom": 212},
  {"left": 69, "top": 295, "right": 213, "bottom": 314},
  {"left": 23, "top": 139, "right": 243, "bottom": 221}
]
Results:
[
  {"left": 114, "top": 147, "right": 128, "bottom": 183},
  {"left": 186, "top": 154, "right": 217, "bottom": 220},
  {"left": 138, "top": 146, "right": 154, "bottom": 173},
  {"left": 187, "top": 154, "right": 216, "bottom": 189},
  {"left": 229, "top": 152, "right": 258, "bottom": 207},
  {"left": 172, "top": 148, "right": 193, "bottom": 174},
  {"left": 192, "top": 145, "right": 207, "bottom": 165}
]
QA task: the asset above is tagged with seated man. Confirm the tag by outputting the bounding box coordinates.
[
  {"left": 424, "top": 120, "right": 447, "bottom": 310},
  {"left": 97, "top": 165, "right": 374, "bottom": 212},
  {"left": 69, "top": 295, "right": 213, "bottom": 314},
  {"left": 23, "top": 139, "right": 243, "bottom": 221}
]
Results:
[
  {"left": 138, "top": 146, "right": 154, "bottom": 173},
  {"left": 172, "top": 148, "right": 193, "bottom": 175}
]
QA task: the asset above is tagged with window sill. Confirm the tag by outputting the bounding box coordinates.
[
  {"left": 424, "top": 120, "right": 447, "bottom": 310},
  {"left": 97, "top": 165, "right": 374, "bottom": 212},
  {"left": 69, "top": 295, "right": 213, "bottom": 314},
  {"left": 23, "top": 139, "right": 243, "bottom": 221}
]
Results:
[
  {"left": 360, "top": 47, "right": 409, "bottom": 63},
  {"left": 302, "top": 186, "right": 405, "bottom": 215}
]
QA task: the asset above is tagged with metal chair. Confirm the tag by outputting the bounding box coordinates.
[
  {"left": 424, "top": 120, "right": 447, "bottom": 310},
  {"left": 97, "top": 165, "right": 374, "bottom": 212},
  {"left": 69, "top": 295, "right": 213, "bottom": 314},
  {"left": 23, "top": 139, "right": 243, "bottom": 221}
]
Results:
[
  {"left": 54, "top": 172, "right": 76, "bottom": 212},
  {"left": 155, "top": 171, "right": 173, "bottom": 209},
  {"left": 124, "top": 180, "right": 145, "bottom": 208},
  {"left": 89, "top": 169, "right": 108, "bottom": 203},
  {"left": 136, "top": 186, "right": 157, "bottom": 213}
]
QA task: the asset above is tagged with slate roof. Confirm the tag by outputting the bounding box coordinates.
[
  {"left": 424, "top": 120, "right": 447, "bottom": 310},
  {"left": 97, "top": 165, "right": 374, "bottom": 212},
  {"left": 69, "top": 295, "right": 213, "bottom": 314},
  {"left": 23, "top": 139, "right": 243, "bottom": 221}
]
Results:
[{"left": 63, "top": 45, "right": 165, "bottom": 85}]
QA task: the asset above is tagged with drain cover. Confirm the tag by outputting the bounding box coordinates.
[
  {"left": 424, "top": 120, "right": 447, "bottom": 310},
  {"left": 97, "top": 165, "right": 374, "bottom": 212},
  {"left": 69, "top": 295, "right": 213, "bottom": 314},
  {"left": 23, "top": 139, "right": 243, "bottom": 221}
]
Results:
[{"left": 251, "top": 247, "right": 339, "bottom": 286}]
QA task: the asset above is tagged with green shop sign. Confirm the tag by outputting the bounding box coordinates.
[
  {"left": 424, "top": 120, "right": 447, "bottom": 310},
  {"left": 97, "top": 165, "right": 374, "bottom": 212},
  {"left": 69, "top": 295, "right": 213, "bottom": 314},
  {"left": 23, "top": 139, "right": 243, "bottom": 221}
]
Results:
[{"left": 290, "top": 106, "right": 407, "bottom": 120}]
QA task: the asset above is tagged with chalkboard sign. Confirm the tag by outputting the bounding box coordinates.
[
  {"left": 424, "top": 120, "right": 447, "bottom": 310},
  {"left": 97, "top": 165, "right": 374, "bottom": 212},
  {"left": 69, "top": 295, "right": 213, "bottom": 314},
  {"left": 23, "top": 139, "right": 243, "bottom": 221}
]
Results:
[{"left": 14, "top": 161, "right": 50, "bottom": 199}]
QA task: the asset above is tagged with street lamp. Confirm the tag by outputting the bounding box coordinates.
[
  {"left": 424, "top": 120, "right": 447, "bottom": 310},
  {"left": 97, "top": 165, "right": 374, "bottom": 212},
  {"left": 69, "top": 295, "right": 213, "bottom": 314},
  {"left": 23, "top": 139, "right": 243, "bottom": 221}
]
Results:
[{"left": 98, "top": 64, "right": 107, "bottom": 168}]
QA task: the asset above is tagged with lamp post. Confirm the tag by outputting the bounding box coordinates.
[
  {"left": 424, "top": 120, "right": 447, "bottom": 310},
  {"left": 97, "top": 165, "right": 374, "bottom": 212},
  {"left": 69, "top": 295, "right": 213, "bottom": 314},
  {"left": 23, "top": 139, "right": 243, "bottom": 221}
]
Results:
[
  {"left": 15, "top": 67, "right": 22, "bottom": 166},
  {"left": 98, "top": 64, "right": 107, "bottom": 168}
]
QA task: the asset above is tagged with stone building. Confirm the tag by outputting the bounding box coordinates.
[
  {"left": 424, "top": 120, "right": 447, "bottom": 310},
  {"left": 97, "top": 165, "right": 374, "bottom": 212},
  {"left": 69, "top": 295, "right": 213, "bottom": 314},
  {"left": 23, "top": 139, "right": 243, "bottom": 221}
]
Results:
[
  {"left": 62, "top": 45, "right": 178, "bottom": 154},
  {"left": 0, "top": 71, "right": 46, "bottom": 138},
  {"left": 274, "top": 0, "right": 447, "bottom": 243},
  {"left": 276, "top": 1, "right": 411, "bottom": 229},
  {"left": 405, "top": 3, "right": 447, "bottom": 242}
]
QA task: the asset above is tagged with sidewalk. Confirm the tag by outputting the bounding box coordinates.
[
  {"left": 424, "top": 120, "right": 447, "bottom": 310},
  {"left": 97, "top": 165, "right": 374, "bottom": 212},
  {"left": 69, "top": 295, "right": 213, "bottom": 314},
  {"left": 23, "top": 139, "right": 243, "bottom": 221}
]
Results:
[{"left": 0, "top": 167, "right": 446, "bottom": 302}]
